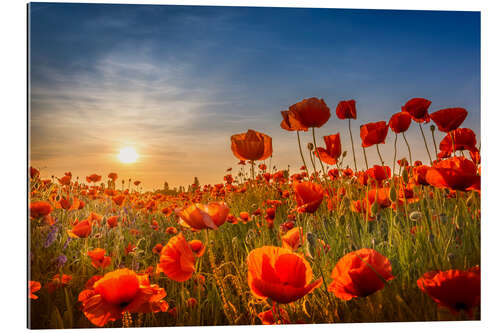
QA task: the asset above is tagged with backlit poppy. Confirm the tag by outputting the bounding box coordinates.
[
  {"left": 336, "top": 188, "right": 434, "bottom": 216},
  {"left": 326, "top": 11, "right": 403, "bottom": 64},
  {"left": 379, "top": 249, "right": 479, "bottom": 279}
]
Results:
[
  {"left": 30, "top": 201, "right": 53, "bottom": 219},
  {"left": 86, "top": 174, "right": 102, "bottom": 183},
  {"left": 247, "top": 246, "right": 322, "bottom": 304},
  {"left": 78, "top": 268, "right": 168, "bottom": 327},
  {"left": 287, "top": 97, "right": 331, "bottom": 128},
  {"left": 280, "top": 110, "right": 308, "bottom": 131},
  {"left": 402, "top": 98, "right": 431, "bottom": 123},
  {"left": 231, "top": 129, "right": 273, "bottom": 161},
  {"left": 315, "top": 133, "right": 342, "bottom": 165},
  {"left": 107, "top": 216, "right": 119, "bottom": 228},
  {"left": 336, "top": 100, "right": 357, "bottom": 120},
  {"left": 157, "top": 233, "right": 196, "bottom": 282},
  {"left": 176, "top": 202, "right": 229, "bottom": 231},
  {"left": 417, "top": 266, "right": 480, "bottom": 317},
  {"left": 365, "top": 165, "right": 391, "bottom": 186},
  {"left": 425, "top": 157, "right": 480, "bottom": 191},
  {"left": 439, "top": 128, "right": 478, "bottom": 154},
  {"left": 294, "top": 181, "right": 325, "bottom": 213},
  {"left": 88, "top": 248, "right": 112, "bottom": 269},
  {"left": 67, "top": 219, "right": 92, "bottom": 238},
  {"left": 430, "top": 108, "right": 468, "bottom": 132},
  {"left": 258, "top": 306, "right": 290, "bottom": 325},
  {"left": 328, "top": 248, "right": 394, "bottom": 300},
  {"left": 281, "top": 227, "right": 304, "bottom": 251},
  {"left": 108, "top": 173, "right": 118, "bottom": 181},
  {"left": 360, "top": 121, "right": 389, "bottom": 147},
  {"left": 29, "top": 281, "right": 41, "bottom": 299},
  {"left": 389, "top": 112, "right": 412, "bottom": 133},
  {"left": 189, "top": 240, "right": 206, "bottom": 257}
]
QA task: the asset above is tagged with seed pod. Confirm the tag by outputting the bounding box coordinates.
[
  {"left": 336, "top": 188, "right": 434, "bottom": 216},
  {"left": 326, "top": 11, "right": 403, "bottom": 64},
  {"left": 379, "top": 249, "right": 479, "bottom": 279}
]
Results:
[
  {"left": 342, "top": 151, "right": 347, "bottom": 158},
  {"left": 402, "top": 168, "right": 409, "bottom": 183},
  {"left": 409, "top": 210, "right": 422, "bottom": 222},
  {"left": 307, "top": 143, "right": 314, "bottom": 151},
  {"left": 306, "top": 232, "right": 317, "bottom": 258}
]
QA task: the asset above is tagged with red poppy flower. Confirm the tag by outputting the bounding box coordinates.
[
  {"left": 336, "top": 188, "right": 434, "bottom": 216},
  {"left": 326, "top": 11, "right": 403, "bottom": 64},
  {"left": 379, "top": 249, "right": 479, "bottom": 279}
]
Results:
[
  {"left": 294, "top": 181, "right": 325, "bottom": 213},
  {"left": 86, "top": 174, "right": 102, "bottom": 183},
  {"left": 176, "top": 202, "right": 229, "bottom": 231},
  {"left": 336, "top": 99, "right": 357, "bottom": 120},
  {"left": 360, "top": 121, "right": 389, "bottom": 147},
  {"left": 402, "top": 98, "right": 431, "bottom": 123},
  {"left": 112, "top": 195, "right": 125, "bottom": 206},
  {"left": 247, "top": 246, "right": 322, "bottom": 304},
  {"left": 78, "top": 268, "right": 167, "bottom": 327},
  {"left": 156, "top": 233, "right": 196, "bottom": 282},
  {"left": 365, "top": 165, "right": 391, "bottom": 186},
  {"left": 287, "top": 97, "right": 331, "bottom": 128},
  {"left": 134, "top": 180, "right": 141, "bottom": 186},
  {"left": 30, "top": 201, "right": 53, "bottom": 219},
  {"left": 108, "top": 173, "right": 118, "bottom": 181},
  {"left": 165, "top": 226, "right": 178, "bottom": 235},
  {"left": 258, "top": 305, "right": 290, "bottom": 325},
  {"left": 389, "top": 111, "right": 412, "bottom": 133},
  {"left": 152, "top": 243, "right": 164, "bottom": 255},
  {"left": 417, "top": 266, "right": 480, "bottom": 317},
  {"left": 328, "top": 248, "right": 394, "bottom": 300},
  {"left": 281, "top": 227, "right": 304, "bottom": 251},
  {"left": 188, "top": 240, "right": 206, "bottom": 257},
  {"left": 68, "top": 219, "right": 92, "bottom": 238},
  {"left": 88, "top": 248, "right": 112, "bottom": 269},
  {"left": 280, "top": 110, "right": 308, "bottom": 131},
  {"left": 231, "top": 129, "right": 273, "bottom": 161},
  {"left": 425, "top": 157, "right": 480, "bottom": 191},
  {"left": 29, "top": 281, "right": 41, "bottom": 299},
  {"left": 107, "top": 216, "right": 119, "bottom": 228},
  {"left": 30, "top": 167, "right": 40, "bottom": 179},
  {"left": 430, "top": 108, "right": 468, "bottom": 132},
  {"left": 315, "top": 133, "right": 342, "bottom": 165},
  {"left": 413, "top": 165, "right": 431, "bottom": 185},
  {"left": 366, "top": 188, "right": 392, "bottom": 208},
  {"left": 439, "top": 128, "right": 478, "bottom": 154}
]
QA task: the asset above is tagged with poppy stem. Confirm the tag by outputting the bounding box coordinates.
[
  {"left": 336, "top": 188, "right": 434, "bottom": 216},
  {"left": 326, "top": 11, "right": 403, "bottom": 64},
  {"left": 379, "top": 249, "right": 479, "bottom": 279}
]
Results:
[
  {"left": 250, "top": 160, "right": 255, "bottom": 181},
  {"left": 418, "top": 123, "right": 433, "bottom": 165},
  {"left": 431, "top": 129, "right": 439, "bottom": 159},
  {"left": 450, "top": 131, "right": 456, "bottom": 157},
  {"left": 312, "top": 127, "right": 327, "bottom": 177},
  {"left": 376, "top": 144, "right": 385, "bottom": 166},
  {"left": 362, "top": 146, "right": 369, "bottom": 170},
  {"left": 402, "top": 132, "right": 413, "bottom": 166},
  {"left": 393, "top": 134, "right": 398, "bottom": 177},
  {"left": 348, "top": 119, "right": 358, "bottom": 173},
  {"left": 296, "top": 131, "right": 310, "bottom": 177}
]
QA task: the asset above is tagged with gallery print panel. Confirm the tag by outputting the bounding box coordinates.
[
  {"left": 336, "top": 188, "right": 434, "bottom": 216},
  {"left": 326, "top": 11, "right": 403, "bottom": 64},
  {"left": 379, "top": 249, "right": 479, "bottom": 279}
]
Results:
[{"left": 28, "top": 1, "right": 480, "bottom": 329}]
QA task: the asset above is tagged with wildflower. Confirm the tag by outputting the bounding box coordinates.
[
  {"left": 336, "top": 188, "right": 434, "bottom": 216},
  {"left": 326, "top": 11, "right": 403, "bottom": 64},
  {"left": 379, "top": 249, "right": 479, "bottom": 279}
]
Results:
[
  {"left": 46, "top": 274, "right": 72, "bottom": 293},
  {"left": 315, "top": 133, "right": 342, "bottom": 165},
  {"left": 87, "top": 248, "right": 112, "bottom": 269},
  {"left": 29, "top": 281, "right": 41, "bottom": 299},
  {"left": 247, "top": 246, "right": 322, "bottom": 304},
  {"left": 52, "top": 254, "right": 67, "bottom": 269},
  {"left": 230, "top": 129, "right": 273, "bottom": 161},
  {"left": 280, "top": 110, "right": 308, "bottom": 131},
  {"left": 286, "top": 97, "right": 331, "bottom": 128},
  {"left": 360, "top": 121, "right": 389, "bottom": 147},
  {"left": 176, "top": 202, "right": 229, "bottom": 231},
  {"left": 44, "top": 224, "right": 59, "bottom": 248},
  {"left": 439, "top": 128, "right": 478, "bottom": 154},
  {"left": 166, "top": 226, "right": 178, "bottom": 234},
  {"left": 78, "top": 268, "right": 168, "bottom": 327},
  {"left": 417, "top": 266, "right": 480, "bottom": 317},
  {"left": 67, "top": 219, "right": 92, "bottom": 238},
  {"left": 430, "top": 108, "right": 468, "bottom": 132},
  {"left": 294, "top": 181, "right": 324, "bottom": 213},
  {"left": 328, "top": 248, "right": 394, "bottom": 300},
  {"left": 281, "top": 227, "right": 304, "bottom": 251},
  {"left": 186, "top": 297, "right": 197, "bottom": 308},
  {"left": 108, "top": 173, "right": 118, "bottom": 181},
  {"left": 402, "top": 97, "right": 431, "bottom": 123},
  {"left": 258, "top": 306, "right": 290, "bottom": 325},
  {"left": 335, "top": 99, "right": 357, "bottom": 119},
  {"left": 107, "top": 216, "right": 119, "bottom": 228},
  {"left": 157, "top": 233, "right": 196, "bottom": 282},
  {"left": 188, "top": 240, "right": 206, "bottom": 257},
  {"left": 425, "top": 157, "right": 480, "bottom": 191},
  {"left": 153, "top": 243, "right": 164, "bottom": 255},
  {"left": 86, "top": 174, "right": 102, "bottom": 183},
  {"left": 125, "top": 242, "right": 137, "bottom": 255},
  {"left": 389, "top": 111, "right": 412, "bottom": 133},
  {"left": 30, "top": 201, "right": 53, "bottom": 219}
]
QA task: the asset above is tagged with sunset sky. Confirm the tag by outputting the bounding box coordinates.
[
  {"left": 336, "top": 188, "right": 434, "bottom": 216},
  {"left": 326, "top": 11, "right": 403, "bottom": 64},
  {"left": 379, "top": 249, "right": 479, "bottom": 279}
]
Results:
[{"left": 29, "top": 3, "right": 480, "bottom": 190}]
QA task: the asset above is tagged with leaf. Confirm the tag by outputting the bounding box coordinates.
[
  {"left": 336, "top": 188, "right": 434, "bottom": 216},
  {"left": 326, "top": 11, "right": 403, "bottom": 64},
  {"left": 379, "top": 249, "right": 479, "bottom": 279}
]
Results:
[{"left": 50, "top": 307, "right": 64, "bottom": 329}]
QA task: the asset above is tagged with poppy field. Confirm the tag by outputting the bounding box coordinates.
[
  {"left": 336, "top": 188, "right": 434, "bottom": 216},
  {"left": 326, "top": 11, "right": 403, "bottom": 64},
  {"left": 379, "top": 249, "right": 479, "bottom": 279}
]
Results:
[{"left": 28, "top": 97, "right": 480, "bottom": 328}]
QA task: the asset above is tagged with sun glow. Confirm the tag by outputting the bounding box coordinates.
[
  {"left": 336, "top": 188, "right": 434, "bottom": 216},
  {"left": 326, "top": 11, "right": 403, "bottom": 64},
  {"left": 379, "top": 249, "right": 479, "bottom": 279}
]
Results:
[{"left": 117, "top": 147, "right": 139, "bottom": 163}]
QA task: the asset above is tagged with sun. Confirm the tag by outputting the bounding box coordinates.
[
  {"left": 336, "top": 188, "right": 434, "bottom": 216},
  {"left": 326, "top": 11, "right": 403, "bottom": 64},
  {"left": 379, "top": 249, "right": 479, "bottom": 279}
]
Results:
[{"left": 117, "top": 147, "right": 139, "bottom": 163}]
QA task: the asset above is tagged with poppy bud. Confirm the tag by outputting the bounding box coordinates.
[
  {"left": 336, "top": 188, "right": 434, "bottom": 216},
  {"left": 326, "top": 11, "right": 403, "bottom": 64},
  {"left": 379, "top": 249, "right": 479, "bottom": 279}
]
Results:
[
  {"left": 389, "top": 185, "right": 397, "bottom": 202},
  {"left": 342, "top": 151, "right": 347, "bottom": 158},
  {"left": 307, "top": 142, "right": 314, "bottom": 151},
  {"left": 402, "top": 168, "right": 409, "bottom": 183},
  {"left": 430, "top": 124, "right": 436, "bottom": 132},
  {"left": 306, "top": 232, "right": 317, "bottom": 257}
]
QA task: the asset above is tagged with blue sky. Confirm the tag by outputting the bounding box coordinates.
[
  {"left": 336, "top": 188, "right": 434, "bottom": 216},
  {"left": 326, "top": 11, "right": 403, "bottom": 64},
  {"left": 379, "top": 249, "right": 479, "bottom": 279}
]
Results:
[{"left": 29, "top": 3, "right": 480, "bottom": 189}]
